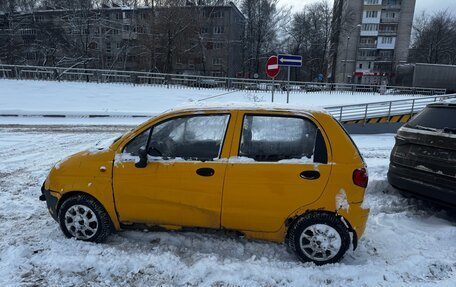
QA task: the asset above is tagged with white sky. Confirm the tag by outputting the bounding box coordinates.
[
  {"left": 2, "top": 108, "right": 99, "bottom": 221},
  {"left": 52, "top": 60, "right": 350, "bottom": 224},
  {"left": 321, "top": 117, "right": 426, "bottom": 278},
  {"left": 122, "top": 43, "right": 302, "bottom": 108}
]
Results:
[{"left": 279, "top": 0, "right": 456, "bottom": 18}]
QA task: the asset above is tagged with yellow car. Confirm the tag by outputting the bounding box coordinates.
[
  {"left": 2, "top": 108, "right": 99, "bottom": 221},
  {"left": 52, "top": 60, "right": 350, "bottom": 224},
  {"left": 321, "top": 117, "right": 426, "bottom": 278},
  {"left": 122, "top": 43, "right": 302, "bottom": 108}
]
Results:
[{"left": 40, "top": 104, "right": 369, "bottom": 265}]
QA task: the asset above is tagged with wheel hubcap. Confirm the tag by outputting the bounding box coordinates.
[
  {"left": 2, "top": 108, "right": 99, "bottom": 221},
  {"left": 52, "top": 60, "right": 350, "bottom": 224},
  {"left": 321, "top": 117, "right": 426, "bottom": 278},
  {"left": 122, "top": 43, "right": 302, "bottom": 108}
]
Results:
[
  {"left": 64, "top": 204, "right": 99, "bottom": 240},
  {"left": 299, "top": 224, "right": 342, "bottom": 262}
]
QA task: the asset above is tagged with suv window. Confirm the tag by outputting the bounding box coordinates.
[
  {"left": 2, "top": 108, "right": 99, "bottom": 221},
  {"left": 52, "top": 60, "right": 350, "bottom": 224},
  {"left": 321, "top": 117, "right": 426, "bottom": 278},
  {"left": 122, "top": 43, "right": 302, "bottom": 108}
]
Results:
[
  {"left": 407, "top": 106, "right": 456, "bottom": 131},
  {"left": 239, "top": 115, "right": 323, "bottom": 162},
  {"left": 124, "top": 114, "right": 230, "bottom": 161}
]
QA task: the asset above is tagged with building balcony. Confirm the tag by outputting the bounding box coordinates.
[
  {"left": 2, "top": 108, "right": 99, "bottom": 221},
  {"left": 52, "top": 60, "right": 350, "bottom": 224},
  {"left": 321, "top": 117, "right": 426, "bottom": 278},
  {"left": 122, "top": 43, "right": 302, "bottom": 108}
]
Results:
[
  {"left": 362, "top": 17, "right": 381, "bottom": 24},
  {"left": 360, "top": 30, "right": 379, "bottom": 36},
  {"left": 364, "top": 0, "right": 382, "bottom": 6},
  {"left": 378, "top": 30, "right": 397, "bottom": 36},
  {"left": 382, "top": 4, "right": 401, "bottom": 10},
  {"left": 380, "top": 17, "right": 400, "bottom": 23},
  {"left": 357, "top": 55, "right": 377, "bottom": 61},
  {"left": 358, "top": 43, "right": 377, "bottom": 48},
  {"left": 377, "top": 43, "right": 395, "bottom": 49}
]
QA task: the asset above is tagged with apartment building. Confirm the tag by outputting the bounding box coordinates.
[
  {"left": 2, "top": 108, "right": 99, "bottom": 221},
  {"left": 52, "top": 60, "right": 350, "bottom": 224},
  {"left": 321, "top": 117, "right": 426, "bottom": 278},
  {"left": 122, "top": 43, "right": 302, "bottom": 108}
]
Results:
[
  {"left": 329, "top": 0, "right": 416, "bottom": 84},
  {"left": 0, "top": 2, "right": 245, "bottom": 77}
]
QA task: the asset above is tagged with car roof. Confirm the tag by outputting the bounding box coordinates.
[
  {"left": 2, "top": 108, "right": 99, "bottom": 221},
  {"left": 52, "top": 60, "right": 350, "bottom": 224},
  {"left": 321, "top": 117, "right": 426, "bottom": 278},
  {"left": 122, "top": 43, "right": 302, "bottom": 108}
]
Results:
[{"left": 168, "top": 102, "right": 328, "bottom": 115}]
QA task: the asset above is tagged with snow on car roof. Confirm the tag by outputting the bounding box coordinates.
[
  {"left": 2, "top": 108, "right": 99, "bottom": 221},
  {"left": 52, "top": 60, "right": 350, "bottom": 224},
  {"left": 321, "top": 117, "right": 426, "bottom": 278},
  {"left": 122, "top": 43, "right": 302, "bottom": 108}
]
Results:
[{"left": 170, "top": 101, "right": 328, "bottom": 114}]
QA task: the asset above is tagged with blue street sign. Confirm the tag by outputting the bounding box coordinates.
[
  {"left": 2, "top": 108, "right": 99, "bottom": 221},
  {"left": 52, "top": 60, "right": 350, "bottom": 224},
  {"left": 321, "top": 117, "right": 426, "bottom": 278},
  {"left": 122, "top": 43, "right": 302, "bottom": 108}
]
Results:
[{"left": 277, "top": 54, "right": 302, "bottom": 67}]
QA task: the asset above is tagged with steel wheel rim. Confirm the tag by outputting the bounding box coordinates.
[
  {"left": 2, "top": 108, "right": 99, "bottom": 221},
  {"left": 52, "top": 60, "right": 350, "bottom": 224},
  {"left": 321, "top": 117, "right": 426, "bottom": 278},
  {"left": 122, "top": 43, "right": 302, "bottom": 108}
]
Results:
[
  {"left": 64, "top": 204, "right": 99, "bottom": 240},
  {"left": 299, "top": 224, "right": 342, "bottom": 262}
]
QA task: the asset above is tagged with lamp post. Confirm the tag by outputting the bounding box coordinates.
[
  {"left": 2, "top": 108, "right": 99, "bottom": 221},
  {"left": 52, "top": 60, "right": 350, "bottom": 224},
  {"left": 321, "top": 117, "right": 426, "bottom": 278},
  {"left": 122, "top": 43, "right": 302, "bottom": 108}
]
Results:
[{"left": 342, "top": 24, "right": 361, "bottom": 83}]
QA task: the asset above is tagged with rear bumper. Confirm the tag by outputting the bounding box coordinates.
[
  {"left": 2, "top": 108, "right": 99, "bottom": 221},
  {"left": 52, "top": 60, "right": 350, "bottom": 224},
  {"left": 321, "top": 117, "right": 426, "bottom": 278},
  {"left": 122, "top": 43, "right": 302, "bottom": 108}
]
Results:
[
  {"left": 388, "top": 164, "right": 456, "bottom": 207},
  {"left": 40, "top": 183, "right": 59, "bottom": 221},
  {"left": 339, "top": 203, "right": 370, "bottom": 246}
]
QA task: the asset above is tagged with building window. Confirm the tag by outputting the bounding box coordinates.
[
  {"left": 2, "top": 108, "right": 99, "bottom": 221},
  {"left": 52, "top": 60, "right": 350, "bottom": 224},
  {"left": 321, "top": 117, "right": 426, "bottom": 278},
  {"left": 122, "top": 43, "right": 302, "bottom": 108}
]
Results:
[
  {"left": 201, "top": 27, "right": 208, "bottom": 34},
  {"left": 383, "top": 11, "right": 397, "bottom": 19},
  {"left": 365, "top": 11, "right": 378, "bottom": 18},
  {"left": 362, "top": 24, "right": 379, "bottom": 31},
  {"left": 115, "top": 13, "right": 122, "bottom": 20},
  {"left": 381, "top": 37, "right": 393, "bottom": 44},
  {"left": 36, "top": 15, "right": 45, "bottom": 22},
  {"left": 212, "top": 58, "right": 223, "bottom": 65},
  {"left": 364, "top": 0, "right": 380, "bottom": 4},
  {"left": 106, "top": 43, "right": 111, "bottom": 53},
  {"left": 385, "top": 0, "right": 398, "bottom": 5},
  {"left": 214, "top": 42, "right": 223, "bottom": 49},
  {"left": 116, "top": 42, "right": 121, "bottom": 49},
  {"left": 213, "top": 26, "right": 224, "bottom": 34}
]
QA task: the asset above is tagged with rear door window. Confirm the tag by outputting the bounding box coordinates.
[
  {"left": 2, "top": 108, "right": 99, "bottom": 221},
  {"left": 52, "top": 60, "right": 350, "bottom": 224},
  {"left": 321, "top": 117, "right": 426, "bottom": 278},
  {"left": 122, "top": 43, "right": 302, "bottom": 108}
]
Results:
[{"left": 239, "top": 115, "right": 327, "bottom": 163}]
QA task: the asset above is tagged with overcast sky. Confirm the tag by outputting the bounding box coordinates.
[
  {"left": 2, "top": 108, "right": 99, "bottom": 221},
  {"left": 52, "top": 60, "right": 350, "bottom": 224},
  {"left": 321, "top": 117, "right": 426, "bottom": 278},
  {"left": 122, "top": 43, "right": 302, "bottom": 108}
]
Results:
[{"left": 279, "top": 0, "right": 456, "bottom": 19}]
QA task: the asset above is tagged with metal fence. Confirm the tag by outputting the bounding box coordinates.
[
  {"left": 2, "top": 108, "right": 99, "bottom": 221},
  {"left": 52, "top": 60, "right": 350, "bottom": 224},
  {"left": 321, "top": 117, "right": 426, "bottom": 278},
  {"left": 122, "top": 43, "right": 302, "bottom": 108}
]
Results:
[
  {"left": 325, "top": 94, "right": 456, "bottom": 122},
  {"left": 0, "top": 64, "right": 448, "bottom": 96}
]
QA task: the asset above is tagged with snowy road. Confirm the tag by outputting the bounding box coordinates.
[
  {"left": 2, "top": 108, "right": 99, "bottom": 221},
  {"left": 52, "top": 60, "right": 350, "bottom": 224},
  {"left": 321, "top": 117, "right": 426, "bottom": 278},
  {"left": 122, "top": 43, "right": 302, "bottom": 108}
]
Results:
[{"left": 0, "top": 126, "right": 455, "bottom": 286}]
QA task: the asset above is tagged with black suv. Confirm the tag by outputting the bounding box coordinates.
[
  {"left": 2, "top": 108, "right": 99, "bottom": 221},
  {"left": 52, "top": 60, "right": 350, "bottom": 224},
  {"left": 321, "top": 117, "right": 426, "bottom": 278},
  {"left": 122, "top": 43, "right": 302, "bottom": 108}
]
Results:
[{"left": 388, "top": 102, "right": 456, "bottom": 207}]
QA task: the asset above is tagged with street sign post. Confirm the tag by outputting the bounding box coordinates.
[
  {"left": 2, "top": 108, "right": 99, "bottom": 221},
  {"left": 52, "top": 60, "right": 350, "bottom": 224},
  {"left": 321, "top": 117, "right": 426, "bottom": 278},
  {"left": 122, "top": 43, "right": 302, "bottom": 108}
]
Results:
[
  {"left": 266, "top": 56, "right": 280, "bottom": 102},
  {"left": 278, "top": 54, "right": 302, "bottom": 103}
]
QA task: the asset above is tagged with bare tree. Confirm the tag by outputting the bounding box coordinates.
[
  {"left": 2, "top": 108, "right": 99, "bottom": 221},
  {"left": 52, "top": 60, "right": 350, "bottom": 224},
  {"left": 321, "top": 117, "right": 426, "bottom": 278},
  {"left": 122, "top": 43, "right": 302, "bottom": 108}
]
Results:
[
  {"left": 284, "top": 0, "right": 331, "bottom": 81},
  {"left": 241, "top": 0, "right": 287, "bottom": 77},
  {"left": 411, "top": 10, "right": 456, "bottom": 65}
]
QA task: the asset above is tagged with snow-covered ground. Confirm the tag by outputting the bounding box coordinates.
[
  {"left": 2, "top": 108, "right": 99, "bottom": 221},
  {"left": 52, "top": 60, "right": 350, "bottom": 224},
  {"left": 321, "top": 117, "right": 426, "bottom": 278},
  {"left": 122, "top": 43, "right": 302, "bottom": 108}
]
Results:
[
  {"left": 0, "top": 79, "right": 415, "bottom": 117},
  {"left": 0, "top": 126, "right": 454, "bottom": 286}
]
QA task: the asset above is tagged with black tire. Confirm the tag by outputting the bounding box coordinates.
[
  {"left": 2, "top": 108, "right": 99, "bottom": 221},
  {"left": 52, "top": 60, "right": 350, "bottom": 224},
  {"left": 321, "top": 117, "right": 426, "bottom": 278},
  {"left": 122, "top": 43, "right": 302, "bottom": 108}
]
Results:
[
  {"left": 58, "top": 194, "right": 112, "bottom": 243},
  {"left": 287, "top": 212, "right": 350, "bottom": 265}
]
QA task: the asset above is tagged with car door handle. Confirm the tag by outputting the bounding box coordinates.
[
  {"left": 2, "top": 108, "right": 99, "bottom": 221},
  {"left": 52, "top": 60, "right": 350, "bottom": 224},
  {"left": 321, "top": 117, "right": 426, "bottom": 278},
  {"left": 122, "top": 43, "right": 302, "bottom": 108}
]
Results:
[
  {"left": 300, "top": 170, "right": 320, "bottom": 180},
  {"left": 196, "top": 168, "right": 215, "bottom": 177}
]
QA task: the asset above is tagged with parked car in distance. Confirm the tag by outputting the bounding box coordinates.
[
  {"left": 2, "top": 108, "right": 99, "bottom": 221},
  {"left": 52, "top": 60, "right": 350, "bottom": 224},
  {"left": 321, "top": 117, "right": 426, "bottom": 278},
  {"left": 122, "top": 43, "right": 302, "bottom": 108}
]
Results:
[
  {"left": 388, "top": 101, "right": 456, "bottom": 207},
  {"left": 40, "top": 103, "right": 369, "bottom": 265}
]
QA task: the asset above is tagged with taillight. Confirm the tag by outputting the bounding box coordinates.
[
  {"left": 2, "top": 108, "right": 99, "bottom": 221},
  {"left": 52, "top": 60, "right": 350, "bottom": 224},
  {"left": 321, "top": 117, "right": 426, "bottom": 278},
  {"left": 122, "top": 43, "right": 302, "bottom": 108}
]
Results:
[{"left": 353, "top": 168, "right": 368, "bottom": 188}]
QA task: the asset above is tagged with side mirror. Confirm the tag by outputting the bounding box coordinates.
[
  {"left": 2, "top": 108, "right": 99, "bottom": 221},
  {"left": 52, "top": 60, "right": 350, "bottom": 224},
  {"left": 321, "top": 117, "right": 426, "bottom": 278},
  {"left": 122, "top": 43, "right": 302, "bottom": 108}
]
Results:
[{"left": 135, "top": 147, "right": 148, "bottom": 168}]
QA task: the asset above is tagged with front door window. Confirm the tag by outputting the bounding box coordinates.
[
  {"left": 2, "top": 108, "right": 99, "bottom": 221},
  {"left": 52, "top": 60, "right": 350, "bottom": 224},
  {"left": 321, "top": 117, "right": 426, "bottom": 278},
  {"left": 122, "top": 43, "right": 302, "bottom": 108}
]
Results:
[{"left": 123, "top": 114, "right": 230, "bottom": 161}]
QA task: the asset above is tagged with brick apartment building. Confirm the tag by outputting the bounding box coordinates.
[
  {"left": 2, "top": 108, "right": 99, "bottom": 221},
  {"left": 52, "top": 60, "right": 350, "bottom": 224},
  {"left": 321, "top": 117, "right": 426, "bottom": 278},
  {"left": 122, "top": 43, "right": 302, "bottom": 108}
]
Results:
[{"left": 0, "top": 2, "right": 245, "bottom": 77}]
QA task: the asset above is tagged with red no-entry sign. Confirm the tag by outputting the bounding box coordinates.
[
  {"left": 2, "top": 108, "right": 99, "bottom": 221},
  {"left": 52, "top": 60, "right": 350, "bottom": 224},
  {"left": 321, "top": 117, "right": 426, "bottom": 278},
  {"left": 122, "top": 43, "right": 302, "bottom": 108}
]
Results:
[{"left": 266, "top": 56, "right": 280, "bottom": 79}]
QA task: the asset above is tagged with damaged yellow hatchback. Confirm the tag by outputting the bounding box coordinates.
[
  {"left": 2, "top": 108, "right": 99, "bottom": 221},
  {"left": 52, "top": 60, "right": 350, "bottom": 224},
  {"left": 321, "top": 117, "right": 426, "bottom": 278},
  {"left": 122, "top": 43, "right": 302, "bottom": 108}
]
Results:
[{"left": 40, "top": 103, "right": 369, "bottom": 265}]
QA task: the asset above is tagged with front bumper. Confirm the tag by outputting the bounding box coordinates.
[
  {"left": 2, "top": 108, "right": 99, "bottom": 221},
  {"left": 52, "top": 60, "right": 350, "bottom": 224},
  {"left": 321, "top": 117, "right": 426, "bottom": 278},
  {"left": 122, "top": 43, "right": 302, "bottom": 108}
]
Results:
[
  {"left": 40, "top": 183, "right": 59, "bottom": 221},
  {"left": 388, "top": 164, "right": 456, "bottom": 207}
]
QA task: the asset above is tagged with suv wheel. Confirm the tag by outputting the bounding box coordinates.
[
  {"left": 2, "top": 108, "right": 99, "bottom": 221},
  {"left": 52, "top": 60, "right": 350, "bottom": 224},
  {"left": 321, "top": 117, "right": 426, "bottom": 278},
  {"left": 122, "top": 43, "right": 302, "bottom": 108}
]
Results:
[
  {"left": 287, "top": 212, "right": 350, "bottom": 265},
  {"left": 58, "top": 194, "right": 112, "bottom": 243}
]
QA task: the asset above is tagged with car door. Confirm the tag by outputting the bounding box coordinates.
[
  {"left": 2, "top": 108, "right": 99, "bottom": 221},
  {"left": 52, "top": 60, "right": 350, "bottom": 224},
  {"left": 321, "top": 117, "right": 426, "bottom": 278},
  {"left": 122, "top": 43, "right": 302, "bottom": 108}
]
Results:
[
  {"left": 221, "top": 112, "right": 332, "bottom": 232},
  {"left": 113, "top": 111, "right": 236, "bottom": 229}
]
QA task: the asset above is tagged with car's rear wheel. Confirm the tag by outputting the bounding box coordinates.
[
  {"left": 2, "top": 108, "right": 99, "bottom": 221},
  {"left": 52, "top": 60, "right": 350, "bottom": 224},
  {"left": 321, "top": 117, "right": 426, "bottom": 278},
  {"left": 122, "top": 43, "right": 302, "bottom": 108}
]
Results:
[
  {"left": 287, "top": 212, "right": 350, "bottom": 265},
  {"left": 58, "top": 194, "right": 112, "bottom": 243}
]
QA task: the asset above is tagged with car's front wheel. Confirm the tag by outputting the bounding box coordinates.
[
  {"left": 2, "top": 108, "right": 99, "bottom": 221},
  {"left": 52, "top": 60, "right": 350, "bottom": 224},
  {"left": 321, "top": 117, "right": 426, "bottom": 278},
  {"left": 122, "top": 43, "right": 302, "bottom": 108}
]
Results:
[
  {"left": 58, "top": 194, "right": 112, "bottom": 243},
  {"left": 287, "top": 212, "right": 350, "bottom": 265}
]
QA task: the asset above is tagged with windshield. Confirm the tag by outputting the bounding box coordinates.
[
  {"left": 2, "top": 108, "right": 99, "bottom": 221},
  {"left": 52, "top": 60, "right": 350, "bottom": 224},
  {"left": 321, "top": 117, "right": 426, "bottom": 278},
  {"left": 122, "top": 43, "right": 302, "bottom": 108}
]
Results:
[{"left": 406, "top": 107, "right": 456, "bottom": 131}]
